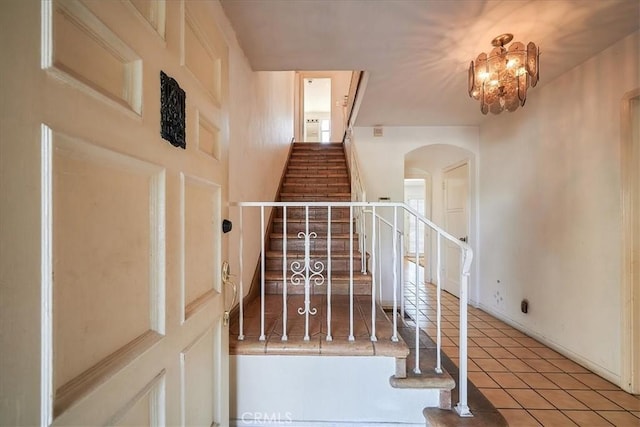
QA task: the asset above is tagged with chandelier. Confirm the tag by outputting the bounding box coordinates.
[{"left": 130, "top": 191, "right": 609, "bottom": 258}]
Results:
[{"left": 468, "top": 33, "right": 539, "bottom": 114}]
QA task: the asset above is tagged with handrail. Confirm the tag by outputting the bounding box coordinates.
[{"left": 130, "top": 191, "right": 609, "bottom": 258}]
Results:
[
  {"left": 236, "top": 201, "right": 471, "bottom": 260},
  {"left": 342, "top": 71, "right": 363, "bottom": 143},
  {"left": 233, "top": 200, "right": 473, "bottom": 416}
]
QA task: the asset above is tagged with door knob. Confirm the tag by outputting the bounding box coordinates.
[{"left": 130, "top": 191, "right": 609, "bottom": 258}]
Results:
[{"left": 222, "top": 261, "right": 237, "bottom": 326}]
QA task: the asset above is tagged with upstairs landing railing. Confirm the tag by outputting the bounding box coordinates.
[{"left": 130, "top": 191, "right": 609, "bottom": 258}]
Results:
[{"left": 233, "top": 201, "right": 474, "bottom": 417}]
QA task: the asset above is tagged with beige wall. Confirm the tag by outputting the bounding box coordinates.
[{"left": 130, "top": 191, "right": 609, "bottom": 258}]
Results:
[
  {"left": 213, "top": 2, "right": 295, "bottom": 298},
  {"left": 351, "top": 126, "right": 480, "bottom": 305},
  {"left": 478, "top": 30, "right": 640, "bottom": 384}
]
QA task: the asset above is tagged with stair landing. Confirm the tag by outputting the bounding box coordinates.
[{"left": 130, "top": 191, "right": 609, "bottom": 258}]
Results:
[{"left": 230, "top": 295, "right": 408, "bottom": 359}]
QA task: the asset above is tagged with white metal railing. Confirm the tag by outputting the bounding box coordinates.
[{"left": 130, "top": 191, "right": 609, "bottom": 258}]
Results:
[{"left": 233, "top": 201, "right": 474, "bottom": 416}]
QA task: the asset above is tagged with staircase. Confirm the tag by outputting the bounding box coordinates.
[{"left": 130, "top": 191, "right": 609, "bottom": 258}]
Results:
[
  {"left": 230, "top": 142, "right": 472, "bottom": 424},
  {"left": 264, "top": 142, "right": 371, "bottom": 295}
]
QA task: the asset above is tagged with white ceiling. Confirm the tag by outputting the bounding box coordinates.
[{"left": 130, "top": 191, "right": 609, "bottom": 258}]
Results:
[{"left": 221, "top": 0, "right": 639, "bottom": 127}]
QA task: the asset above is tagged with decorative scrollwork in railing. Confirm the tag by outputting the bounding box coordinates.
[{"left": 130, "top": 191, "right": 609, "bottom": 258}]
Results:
[{"left": 290, "top": 231, "right": 325, "bottom": 317}]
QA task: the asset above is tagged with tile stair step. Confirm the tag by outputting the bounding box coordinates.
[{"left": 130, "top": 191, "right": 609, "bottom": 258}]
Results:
[
  {"left": 265, "top": 251, "right": 368, "bottom": 271},
  {"left": 285, "top": 172, "right": 348, "bottom": 178},
  {"left": 285, "top": 169, "right": 348, "bottom": 175},
  {"left": 265, "top": 282, "right": 372, "bottom": 295},
  {"left": 280, "top": 194, "right": 351, "bottom": 202},
  {"left": 292, "top": 143, "right": 343, "bottom": 149},
  {"left": 264, "top": 272, "right": 372, "bottom": 295},
  {"left": 269, "top": 234, "right": 360, "bottom": 251},
  {"left": 283, "top": 179, "right": 349, "bottom": 185},
  {"left": 290, "top": 152, "right": 345, "bottom": 157},
  {"left": 272, "top": 218, "right": 354, "bottom": 234},
  {"left": 288, "top": 157, "right": 346, "bottom": 162},
  {"left": 283, "top": 182, "right": 350, "bottom": 189},
  {"left": 289, "top": 158, "right": 347, "bottom": 168},
  {"left": 275, "top": 207, "right": 353, "bottom": 220},
  {"left": 282, "top": 187, "right": 351, "bottom": 195},
  {"left": 290, "top": 156, "right": 344, "bottom": 160},
  {"left": 286, "top": 165, "right": 347, "bottom": 170}
]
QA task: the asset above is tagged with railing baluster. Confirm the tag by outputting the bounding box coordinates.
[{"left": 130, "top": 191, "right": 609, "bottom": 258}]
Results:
[
  {"left": 435, "top": 233, "right": 443, "bottom": 374},
  {"left": 259, "top": 206, "right": 266, "bottom": 341},
  {"left": 303, "top": 206, "right": 310, "bottom": 341},
  {"left": 414, "top": 213, "right": 421, "bottom": 374},
  {"left": 238, "top": 206, "right": 244, "bottom": 340},
  {"left": 400, "top": 233, "right": 405, "bottom": 320},
  {"left": 377, "top": 217, "right": 382, "bottom": 302},
  {"left": 360, "top": 211, "right": 366, "bottom": 273},
  {"left": 371, "top": 206, "right": 377, "bottom": 342},
  {"left": 326, "top": 206, "right": 332, "bottom": 341},
  {"left": 282, "top": 206, "right": 288, "bottom": 342},
  {"left": 392, "top": 206, "right": 398, "bottom": 342},
  {"left": 456, "top": 251, "right": 472, "bottom": 417},
  {"left": 349, "top": 205, "right": 355, "bottom": 341}
]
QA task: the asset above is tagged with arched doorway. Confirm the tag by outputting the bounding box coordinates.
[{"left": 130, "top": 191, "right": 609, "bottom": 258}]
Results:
[{"left": 404, "top": 144, "right": 478, "bottom": 304}]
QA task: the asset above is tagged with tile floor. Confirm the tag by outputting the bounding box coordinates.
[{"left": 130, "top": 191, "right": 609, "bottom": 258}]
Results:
[{"left": 406, "top": 261, "right": 640, "bottom": 426}]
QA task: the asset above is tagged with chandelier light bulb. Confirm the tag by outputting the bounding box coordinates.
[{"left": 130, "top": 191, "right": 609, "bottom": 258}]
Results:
[{"left": 468, "top": 33, "right": 540, "bottom": 115}]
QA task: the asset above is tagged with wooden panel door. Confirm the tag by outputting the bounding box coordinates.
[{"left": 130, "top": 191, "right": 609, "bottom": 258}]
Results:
[
  {"left": 0, "top": 1, "right": 230, "bottom": 425},
  {"left": 443, "top": 162, "right": 469, "bottom": 298}
]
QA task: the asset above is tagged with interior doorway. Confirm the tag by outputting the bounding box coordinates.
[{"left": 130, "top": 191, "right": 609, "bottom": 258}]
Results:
[
  {"left": 443, "top": 161, "right": 470, "bottom": 298},
  {"left": 404, "top": 178, "right": 426, "bottom": 259},
  {"left": 303, "top": 77, "right": 331, "bottom": 142}
]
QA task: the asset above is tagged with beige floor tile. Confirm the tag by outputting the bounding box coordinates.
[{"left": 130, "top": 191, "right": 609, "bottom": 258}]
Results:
[
  {"left": 529, "top": 409, "right": 578, "bottom": 426},
  {"left": 500, "top": 358, "right": 536, "bottom": 373},
  {"left": 597, "top": 390, "right": 640, "bottom": 411},
  {"left": 569, "top": 373, "right": 619, "bottom": 391},
  {"left": 544, "top": 373, "right": 590, "bottom": 390},
  {"left": 568, "top": 390, "right": 623, "bottom": 410},
  {"left": 489, "top": 372, "right": 529, "bottom": 388},
  {"left": 516, "top": 373, "right": 560, "bottom": 389},
  {"left": 597, "top": 410, "right": 640, "bottom": 426},
  {"left": 507, "top": 389, "right": 555, "bottom": 409},
  {"left": 475, "top": 358, "right": 509, "bottom": 372},
  {"left": 537, "top": 389, "right": 588, "bottom": 410},
  {"left": 479, "top": 388, "right": 522, "bottom": 409},
  {"left": 563, "top": 410, "right": 614, "bottom": 426},
  {"left": 499, "top": 409, "right": 542, "bottom": 426}
]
